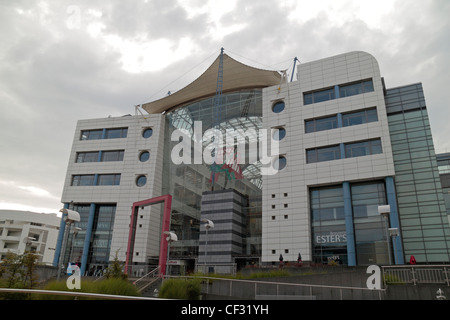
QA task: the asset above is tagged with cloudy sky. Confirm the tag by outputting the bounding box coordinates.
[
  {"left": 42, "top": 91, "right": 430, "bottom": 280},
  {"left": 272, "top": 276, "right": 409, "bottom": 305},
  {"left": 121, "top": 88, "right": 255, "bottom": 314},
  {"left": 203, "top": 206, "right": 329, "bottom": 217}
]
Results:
[{"left": 1, "top": 0, "right": 449, "bottom": 215}]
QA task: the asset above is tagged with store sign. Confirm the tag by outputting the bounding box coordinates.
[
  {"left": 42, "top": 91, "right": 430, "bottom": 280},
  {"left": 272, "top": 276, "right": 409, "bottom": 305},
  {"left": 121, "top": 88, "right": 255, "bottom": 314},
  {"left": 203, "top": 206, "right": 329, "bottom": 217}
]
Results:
[
  {"left": 315, "top": 231, "right": 347, "bottom": 244},
  {"left": 168, "top": 260, "right": 185, "bottom": 265}
]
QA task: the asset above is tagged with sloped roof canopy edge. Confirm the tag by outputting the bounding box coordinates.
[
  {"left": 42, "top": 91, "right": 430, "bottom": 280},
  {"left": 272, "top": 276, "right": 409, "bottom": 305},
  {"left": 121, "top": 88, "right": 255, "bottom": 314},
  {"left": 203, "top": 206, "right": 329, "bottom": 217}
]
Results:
[{"left": 141, "top": 54, "right": 282, "bottom": 114}]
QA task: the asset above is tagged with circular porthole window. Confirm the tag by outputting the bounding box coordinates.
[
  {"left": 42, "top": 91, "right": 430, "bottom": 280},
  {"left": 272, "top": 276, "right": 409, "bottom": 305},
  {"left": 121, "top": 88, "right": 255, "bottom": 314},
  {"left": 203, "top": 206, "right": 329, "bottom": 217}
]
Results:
[
  {"left": 273, "top": 127, "right": 286, "bottom": 141},
  {"left": 142, "top": 128, "right": 153, "bottom": 138},
  {"left": 272, "top": 101, "right": 285, "bottom": 114},
  {"left": 136, "top": 175, "right": 147, "bottom": 187},
  {"left": 273, "top": 156, "right": 287, "bottom": 171},
  {"left": 139, "top": 151, "right": 150, "bottom": 162}
]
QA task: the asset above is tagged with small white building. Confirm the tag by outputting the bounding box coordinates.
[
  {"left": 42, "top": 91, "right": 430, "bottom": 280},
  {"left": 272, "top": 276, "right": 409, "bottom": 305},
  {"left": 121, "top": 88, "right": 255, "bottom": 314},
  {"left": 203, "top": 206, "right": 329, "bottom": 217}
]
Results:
[{"left": 0, "top": 210, "right": 60, "bottom": 265}]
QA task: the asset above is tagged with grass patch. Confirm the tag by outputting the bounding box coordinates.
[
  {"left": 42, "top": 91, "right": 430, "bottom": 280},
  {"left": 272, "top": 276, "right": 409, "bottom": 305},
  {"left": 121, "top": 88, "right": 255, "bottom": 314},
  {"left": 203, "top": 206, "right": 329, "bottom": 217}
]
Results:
[
  {"left": 246, "top": 269, "right": 291, "bottom": 279},
  {"left": 33, "top": 278, "right": 140, "bottom": 300},
  {"left": 191, "top": 269, "right": 296, "bottom": 280}
]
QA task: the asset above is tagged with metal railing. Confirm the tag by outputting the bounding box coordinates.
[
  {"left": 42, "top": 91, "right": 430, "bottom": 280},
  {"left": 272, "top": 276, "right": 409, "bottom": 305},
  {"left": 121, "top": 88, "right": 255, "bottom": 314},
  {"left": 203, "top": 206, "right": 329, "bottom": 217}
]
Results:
[
  {"left": 133, "top": 266, "right": 161, "bottom": 292},
  {"left": 0, "top": 287, "right": 165, "bottom": 300},
  {"left": 195, "top": 263, "right": 237, "bottom": 275},
  {"left": 175, "top": 275, "right": 386, "bottom": 300},
  {"left": 382, "top": 265, "right": 450, "bottom": 286},
  {"left": 127, "top": 264, "right": 159, "bottom": 278}
]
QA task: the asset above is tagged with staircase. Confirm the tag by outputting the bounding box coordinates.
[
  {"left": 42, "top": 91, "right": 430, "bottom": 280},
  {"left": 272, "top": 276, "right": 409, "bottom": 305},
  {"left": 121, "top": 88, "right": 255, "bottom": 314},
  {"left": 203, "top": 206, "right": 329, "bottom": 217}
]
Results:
[{"left": 131, "top": 266, "right": 162, "bottom": 297}]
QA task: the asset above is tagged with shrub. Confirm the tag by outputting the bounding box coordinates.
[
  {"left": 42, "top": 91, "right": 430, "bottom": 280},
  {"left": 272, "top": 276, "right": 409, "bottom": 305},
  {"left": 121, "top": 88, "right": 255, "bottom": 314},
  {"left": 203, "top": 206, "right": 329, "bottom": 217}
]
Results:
[
  {"left": 93, "top": 278, "right": 140, "bottom": 297},
  {"left": 158, "top": 278, "right": 201, "bottom": 300},
  {"left": 34, "top": 278, "right": 140, "bottom": 300}
]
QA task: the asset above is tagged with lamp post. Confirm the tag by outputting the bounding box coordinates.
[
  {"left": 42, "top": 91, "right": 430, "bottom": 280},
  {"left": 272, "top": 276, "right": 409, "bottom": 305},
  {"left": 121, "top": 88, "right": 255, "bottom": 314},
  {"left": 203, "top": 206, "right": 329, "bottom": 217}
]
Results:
[
  {"left": 389, "top": 227, "right": 399, "bottom": 264},
  {"left": 201, "top": 219, "right": 214, "bottom": 272},
  {"left": 57, "top": 208, "right": 80, "bottom": 280},
  {"left": 23, "top": 236, "right": 36, "bottom": 253},
  {"left": 69, "top": 227, "right": 82, "bottom": 263},
  {"left": 378, "top": 205, "right": 392, "bottom": 265},
  {"left": 163, "top": 231, "right": 177, "bottom": 277}
]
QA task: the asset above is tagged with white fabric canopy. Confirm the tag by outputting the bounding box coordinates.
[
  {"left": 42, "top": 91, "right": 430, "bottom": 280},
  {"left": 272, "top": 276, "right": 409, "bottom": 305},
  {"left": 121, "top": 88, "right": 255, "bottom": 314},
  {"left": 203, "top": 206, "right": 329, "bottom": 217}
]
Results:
[{"left": 142, "top": 53, "right": 282, "bottom": 114}]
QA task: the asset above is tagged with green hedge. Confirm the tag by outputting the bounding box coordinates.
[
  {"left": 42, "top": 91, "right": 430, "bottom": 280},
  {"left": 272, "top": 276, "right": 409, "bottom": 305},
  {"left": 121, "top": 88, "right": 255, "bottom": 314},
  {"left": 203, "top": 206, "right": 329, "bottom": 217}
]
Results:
[{"left": 158, "top": 278, "right": 201, "bottom": 300}]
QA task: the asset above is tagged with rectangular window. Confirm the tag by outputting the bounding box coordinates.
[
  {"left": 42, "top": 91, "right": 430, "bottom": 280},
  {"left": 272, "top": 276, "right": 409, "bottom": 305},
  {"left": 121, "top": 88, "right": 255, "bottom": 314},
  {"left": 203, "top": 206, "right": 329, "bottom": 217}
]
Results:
[
  {"left": 97, "top": 174, "right": 121, "bottom": 186},
  {"left": 101, "top": 150, "right": 125, "bottom": 162},
  {"left": 105, "top": 128, "right": 128, "bottom": 139},
  {"left": 71, "top": 174, "right": 121, "bottom": 186},
  {"left": 339, "top": 79, "right": 374, "bottom": 98},
  {"left": 344, "top": 139, "right": 382, "bottom": 158},
  {"left": 305, "top": 115, "right": 338, "bottom": 133},
  {"left": 76, "top": 150, "right": 125, "bottom": 163},
  {"left": 304, "top": 87, "right": 335, "bottom": 105},
  {"left": 76, "top": 152, "right": 99, "bottom": 163},
  {"left": 342, "top": 108, "right": 378, "bottom": 127},
  {"left": 71, "top": 175, "right": 95, "bottom": 186},
  {"left": 307, "top": 145, "right": 341, "bottom": 163},
  {"left": 80, "top": 128, "right": 128, "bottom": 140},
  {"left": 80, "top": 129, "right": 103, "bottom": 140},
  {"left": 304, "top": 79, "right": 374, "bottom": 106}
]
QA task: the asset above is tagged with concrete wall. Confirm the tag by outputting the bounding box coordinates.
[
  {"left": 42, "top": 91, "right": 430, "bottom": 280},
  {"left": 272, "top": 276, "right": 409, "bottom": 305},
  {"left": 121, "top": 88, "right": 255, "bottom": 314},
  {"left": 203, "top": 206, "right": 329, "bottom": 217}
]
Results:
[{"left": 201, "top": 266, "right": 449, "bottom": 300}]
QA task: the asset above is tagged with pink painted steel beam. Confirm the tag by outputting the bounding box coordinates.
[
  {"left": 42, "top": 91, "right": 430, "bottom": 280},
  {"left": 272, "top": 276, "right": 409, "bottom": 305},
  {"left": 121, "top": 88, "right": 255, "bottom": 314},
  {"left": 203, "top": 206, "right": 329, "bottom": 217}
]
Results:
[
  {"left": 125, "top": 195, "right": 172, "bottom": 277},
  {"left": 158, "top": 195, "right": 172, "bottom": 277}
]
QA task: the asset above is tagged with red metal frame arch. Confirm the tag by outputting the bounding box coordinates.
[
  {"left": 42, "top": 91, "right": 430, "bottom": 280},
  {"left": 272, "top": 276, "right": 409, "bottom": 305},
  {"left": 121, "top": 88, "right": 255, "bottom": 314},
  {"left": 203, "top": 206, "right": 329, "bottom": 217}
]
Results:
[{"left": 124, "top": 194, "right": 172, "bottom": 277}]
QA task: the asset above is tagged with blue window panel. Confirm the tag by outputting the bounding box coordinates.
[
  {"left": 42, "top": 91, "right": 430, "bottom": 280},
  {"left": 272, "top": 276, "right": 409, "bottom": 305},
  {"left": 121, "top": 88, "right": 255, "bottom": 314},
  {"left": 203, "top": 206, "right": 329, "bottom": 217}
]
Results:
[
  {"left": 71, "top": 174, "right": 95, "bottom": 186},
  {"left": 272, "top": 101, "right": 285, "bottom": 113},
  {"left": 76, "top": 152, "right": 99, "bottom": 163},
  {"left": 304, "top": 93, "right": 313, "bottom": 105},
  {"left": 101, "top": 150, "right": 125, "bottom": 162},
  {"left": 305, "top": 115, "right": 338, "bottom": 133},
  {"left": 142, "top": 128, "right": 153, "bottom": 138},
  {"left": 139, "top": 151, "right": 150, "bottom": 162},
  {"left": 343, "top": 108, "right": 378, "bottom": 127},
  {"left": 304, "top": 79, "right": 374, "bottom": 106},
  {"left": 314, "top": 88, "right": 335, "bottom": 103},
  {"left": 273, "top": 128, "right": 286, "bottom": 141},
  {"left": 105, "top": 128, "right": 128, "bottom": 139},
  {"left": 305, "top": 120, "right": 315, "bottom": 133},
  {"left": 339, "top": 79, "right": 374, "bottom": 98},
  {"left": 345, "top": 139, "right": 382, "bottom": 159},
  {"left": 273, "top": 156, "right": 287, "bottom": 170},
  {"left": 307, "top": 145, "right": 341, "bottom": 163},
  {"left": 97, "top": 174, "right": 121, "bottom": 186},
  {"left": 80, "top": 129, "right": 103, "bottom": 140},
  {"left": 136, "top": 175, "right": 147, "bottom": 187},
  {"left": 303, "top": 88, "right": 335, "bottom": 105},
  {"left": 366, "top": 108, "right": 378, "bottom": 122}
]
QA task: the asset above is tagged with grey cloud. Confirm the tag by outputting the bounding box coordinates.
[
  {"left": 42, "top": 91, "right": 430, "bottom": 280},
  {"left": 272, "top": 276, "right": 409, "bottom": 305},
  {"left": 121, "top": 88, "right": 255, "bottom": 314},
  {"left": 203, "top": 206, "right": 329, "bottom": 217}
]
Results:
[{"left": 0, "top": 0, "right": 449, "bottom": 214}]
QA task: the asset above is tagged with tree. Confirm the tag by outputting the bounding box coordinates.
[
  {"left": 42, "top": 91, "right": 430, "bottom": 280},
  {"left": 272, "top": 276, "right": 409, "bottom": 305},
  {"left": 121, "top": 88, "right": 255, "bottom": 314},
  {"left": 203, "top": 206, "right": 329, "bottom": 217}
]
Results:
[
  {"left": 103, "top": 250, "right": 127, "bottom": 280},
  {"left": 0, "top": 251, "right": 39, "bottom": 299}
]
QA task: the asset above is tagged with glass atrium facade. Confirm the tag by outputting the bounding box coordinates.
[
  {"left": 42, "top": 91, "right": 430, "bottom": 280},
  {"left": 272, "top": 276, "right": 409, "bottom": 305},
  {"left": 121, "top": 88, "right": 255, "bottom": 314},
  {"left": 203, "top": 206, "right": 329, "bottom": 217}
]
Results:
[{"left": 161, "top": 90, "right": 264, "bottom": 270}]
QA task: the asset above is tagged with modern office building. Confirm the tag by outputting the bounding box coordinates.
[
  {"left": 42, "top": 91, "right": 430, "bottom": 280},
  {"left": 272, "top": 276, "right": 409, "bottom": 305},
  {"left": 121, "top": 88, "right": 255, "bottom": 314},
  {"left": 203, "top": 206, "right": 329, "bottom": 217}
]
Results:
[
  {"left": 0, "top": 210, "right": 60, "bottom": 265},
  {"left": 55, "top": 51, "right": 450, "bottom": 275},
  {"left": 437, "top": 152, "right": 450, "bottom": 222}
]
